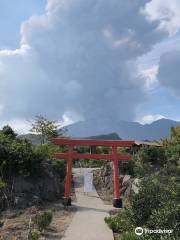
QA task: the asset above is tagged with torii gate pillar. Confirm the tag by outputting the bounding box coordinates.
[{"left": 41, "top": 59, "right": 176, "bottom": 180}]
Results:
[
  {"left": 64, "top": 145, "right": 73, "bottom": 205},
  {"left": 112, "top": 146, "right": 122, "bottom": 207}
]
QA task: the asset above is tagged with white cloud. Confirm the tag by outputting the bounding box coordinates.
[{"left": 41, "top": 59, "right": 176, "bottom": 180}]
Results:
[
  {"left": 61, "top": 110, "right": 83, "bottom": 127},
  {"left": 142, "top": 0, "right": 180, "bottom": 36},
  {"left": 0, "top": 114, "right": 76, "bottom": 134},
  {"left": 61, "top": 114, "right": 73, "bottom": 127},
  {"left": 138, "top": 65, "right": 159, "bottom": 90},
  {"left": 0, "top": 0, "right": 168, "bottom": 129},
  {"left": 0, "top": 118, "right": 32, "bottom": 134},
  {"left": 0, "top": 44, "right": 30, "bottom": 56},
  {"left": 138, "top": 114, "right": 166, "bottom": 124}
]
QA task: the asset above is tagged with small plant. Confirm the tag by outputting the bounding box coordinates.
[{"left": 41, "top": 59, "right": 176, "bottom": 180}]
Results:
[
  {"left": 104, "top": 211, "right": 133, "bottom": 233},
  {"left": 52, "top": 159, "right": 66, "bottom": 176},
  {"left": 63, "top": 197, "right": 71, "bottom": 206},
  {"left": 34, "top": 211, "right": 53, "bottom": 231},
  {"left": 30, "top": 229, "right": 41, "bottom": 240},
  {"left": 0, "top": 178, "right": 6, "bottom": 192},
  {"left": 0, "top": 178, "right": 7, "bottom": 212}
]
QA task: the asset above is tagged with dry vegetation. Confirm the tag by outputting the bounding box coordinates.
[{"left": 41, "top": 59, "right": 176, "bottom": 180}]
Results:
[{"left": 0, "top": 201, "right": 76, "bottom": 239}]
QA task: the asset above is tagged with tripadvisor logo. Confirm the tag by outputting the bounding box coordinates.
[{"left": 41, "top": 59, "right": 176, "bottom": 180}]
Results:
[
  {"left": 135, "top": 227, "right": 173, "bottom": 236},
  {"left": 135, "top": 227, "right": 143, "bottom": 236}
]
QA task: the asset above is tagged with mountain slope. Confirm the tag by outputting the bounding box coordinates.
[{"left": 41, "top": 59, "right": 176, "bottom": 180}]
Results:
[
  {"left": 86, "top": 132, "right": 121, "bottom": 140},
  {"left": 67, "top": 119, "right": 180, "bottom": 140}
]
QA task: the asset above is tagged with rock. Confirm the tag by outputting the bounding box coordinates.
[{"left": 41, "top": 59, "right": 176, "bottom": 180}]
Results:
[
  {"left": 93, "top": 163, "right": 114, "bottom": 202},
  {"left": 0, "top": 220, "right": 4, "bottom": 228},
  {"left": 93, "top": 163, "right": 136, "bottom": 206},
  {"left": 8, "top": 160, "right": 65, "bottom": 209},
  {"left": 121, "top": 178, "right": 132, "bottom": 194}
]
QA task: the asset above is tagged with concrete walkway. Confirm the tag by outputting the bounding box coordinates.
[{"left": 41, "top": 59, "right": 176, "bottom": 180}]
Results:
[{"left": 62, "top": 168, "right": 114, "bottom": 240}]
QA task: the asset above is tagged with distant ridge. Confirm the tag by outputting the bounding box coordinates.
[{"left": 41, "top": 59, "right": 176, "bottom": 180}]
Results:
[
  {"left": 67, "top": 118, "right": 180, "bottom": 140},
  {"left": 18, "top": 133, "right": 42, "bottom": 145},
  {"left": 85, "top": 132, "right": 121, "bottom": 140}
]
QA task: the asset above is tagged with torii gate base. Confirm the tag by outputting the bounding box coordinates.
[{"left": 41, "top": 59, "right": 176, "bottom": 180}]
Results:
[{"left": 52, "top": 138, "right": 134, "bottom": 208}]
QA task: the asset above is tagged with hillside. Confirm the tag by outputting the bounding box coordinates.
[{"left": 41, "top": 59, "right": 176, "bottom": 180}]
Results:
[
  {"left": 67, "top": 118, "right": 180, "bottom": 140},
  {"left": 85, "top": 132, "right": 121, "bottom": 140},
  {"left": 18, "top": 133, "right": 42, "bottom": 144}
]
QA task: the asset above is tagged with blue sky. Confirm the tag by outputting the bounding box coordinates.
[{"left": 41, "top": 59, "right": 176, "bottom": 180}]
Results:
[
  {"left": 0, "top": 0, "right": 180, "bottom": 133},
  {"left": 0, "top": 0, "right": 46, "bottom": 49}
]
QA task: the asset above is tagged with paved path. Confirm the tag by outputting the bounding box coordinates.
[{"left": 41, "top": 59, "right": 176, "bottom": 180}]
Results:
[{"left": 62, "top": 168, "right": 114, "bottom": 240}]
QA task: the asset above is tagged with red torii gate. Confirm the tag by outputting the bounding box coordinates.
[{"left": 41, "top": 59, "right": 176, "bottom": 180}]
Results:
[{"left": 52, "top": 138, "right": 135, "bottom": 208}]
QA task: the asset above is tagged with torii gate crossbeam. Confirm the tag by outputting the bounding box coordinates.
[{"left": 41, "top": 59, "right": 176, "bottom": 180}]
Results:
[{"left": 52, "top": 138, "right": 135, "bottom": 208}]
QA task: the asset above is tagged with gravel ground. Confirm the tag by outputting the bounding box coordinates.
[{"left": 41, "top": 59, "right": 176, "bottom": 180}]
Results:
[{"left": 0, "top": 201, "right": 76, "bottom": 240}]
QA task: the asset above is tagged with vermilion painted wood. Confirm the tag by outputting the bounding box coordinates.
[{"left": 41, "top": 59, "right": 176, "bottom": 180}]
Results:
[
  {"left": 64, "top": 145, "right": 73, "bottom": 198},
  {"left": 52, "top": 138, "right": 135, "bottom": 147},
  {"left": 55, "top": 152, "right": 132, "bottom": 161},
  {"left": 112, "top": 146, "right": 120, "bottom": 199},
  {"left": 52, "top": 137, "right": 134, "bottom": 202}
]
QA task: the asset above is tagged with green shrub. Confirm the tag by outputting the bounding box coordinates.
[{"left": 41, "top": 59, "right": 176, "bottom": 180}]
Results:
[
  {"left": 119, "top": 232, "right": 165, "bottom": 240},
  {"left": 119, "top": 160, "right": 134, "bottom": 175},
  {"left": 75, "top": 159, "right": 104, "bottom": 168},
  {"left": 52, "top": 159, "right": 66, "bottom": 176},
  {"left": 33, "top": 144, "right": 51, "bottom": 160},
  {"left": 105, "top": 173, "right": 179, "bottom": 239},
  {"left": 0, "top": 133, "right": 42, "bottom": 177},
  {"left": 33, "top": 143, "right": 60, "bottom": 160},
  {"left": 62, "top": 197, "right": 71, "bottom": 206},
  {"left": 34, "top": 211, "right": 53, "bottom": 231},
  {"left": 147, "top": 202, "right": 180, "bottom": 238},
  {"left": 105, "top": 127, "right": 180, "bottom": 239},
  {"left": 2, "top": 125, "right": 17, "bottom": 139},
  {"left": 104, "top": 215, "right": 119, "bottom": 232},
  {"left": 137, "top": 146, "right": 165, "bottom": 166},
  {"left": 0, "top": 178, "right": 6, "bottom": 192},
  {"left": 118, "top": 230, "right": 175, "bottom": 240},
  {"left": 30, "top": 229, "right": 41, "bottom": 240},
  {"left": 0, "top": 126, "right": 59, "bottom": 178},
  {"left": 127, "top": 173, "right": 180, "bottom": 226},
  {"left": 133, "top": 155, "right": 153, "bottom": 178},
  {"left": 0, "top": 178, "right": 6, "bottom": 211},
  {"left": 104, "top": 211, "right": 133, "bottom": 233}
]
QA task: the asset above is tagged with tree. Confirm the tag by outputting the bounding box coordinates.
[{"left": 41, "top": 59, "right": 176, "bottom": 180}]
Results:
[
  {"left": 30, "top": 115, "right": 65, "bottom": 144},
  {"left": 170, "top": 126, "right": 180, "bottom": 140},
  {"left": 163, "top": 126, "right": 180, "bottom": 170},
  {"left": 2, "top": 125, "right": 17, "bottom": 139}
]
